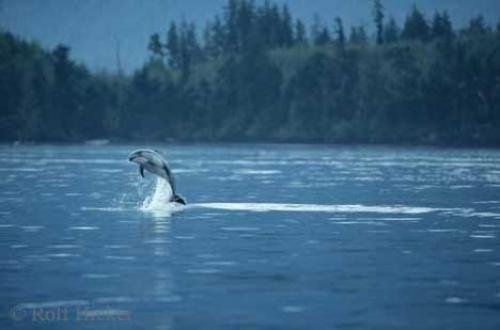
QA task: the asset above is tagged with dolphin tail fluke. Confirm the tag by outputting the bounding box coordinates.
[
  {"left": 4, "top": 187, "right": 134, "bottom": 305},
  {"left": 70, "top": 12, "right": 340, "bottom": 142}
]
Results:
[{"left": 172, "top": 194, "right": 186, "bottom": 205}]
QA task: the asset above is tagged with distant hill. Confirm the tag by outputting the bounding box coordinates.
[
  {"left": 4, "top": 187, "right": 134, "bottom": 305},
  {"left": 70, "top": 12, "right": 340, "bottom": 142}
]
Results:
[{"left": 1, "top": 0, "right": 499, "bottom": 71}]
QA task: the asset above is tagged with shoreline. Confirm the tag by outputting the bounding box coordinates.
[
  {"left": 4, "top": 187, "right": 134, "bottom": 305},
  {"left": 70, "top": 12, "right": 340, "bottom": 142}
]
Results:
[{"left": 3, "top": 140, "right": 500, "bottom": 150}]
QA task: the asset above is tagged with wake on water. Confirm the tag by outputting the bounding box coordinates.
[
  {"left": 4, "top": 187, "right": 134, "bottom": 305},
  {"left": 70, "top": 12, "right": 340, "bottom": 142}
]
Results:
[
  {"left": 81, "top": 176, "right": 490, "bottom": 219},
  {"left": 139, "top": 178, "right": 445, "bottom": 217}
]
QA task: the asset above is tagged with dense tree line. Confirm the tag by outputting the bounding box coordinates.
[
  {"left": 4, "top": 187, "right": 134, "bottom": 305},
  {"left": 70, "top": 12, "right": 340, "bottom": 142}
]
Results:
[{"left": 1, "top": 0, "right": 500, "bottom": 145}]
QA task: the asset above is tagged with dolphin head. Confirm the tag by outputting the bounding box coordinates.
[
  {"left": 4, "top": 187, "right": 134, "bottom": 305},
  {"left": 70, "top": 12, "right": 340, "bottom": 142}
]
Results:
[
  {"left": 128, "top": 150, "right": 141, "bottom": 163},
  {"left": 128, "top": 149, "right": 153, "bottom": 165}
]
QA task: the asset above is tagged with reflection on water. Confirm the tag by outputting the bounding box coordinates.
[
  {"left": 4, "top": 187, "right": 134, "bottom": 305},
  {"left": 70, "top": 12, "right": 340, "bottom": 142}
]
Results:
[{"left": 1, "top": 144, "right": 500, "bottom": 329}]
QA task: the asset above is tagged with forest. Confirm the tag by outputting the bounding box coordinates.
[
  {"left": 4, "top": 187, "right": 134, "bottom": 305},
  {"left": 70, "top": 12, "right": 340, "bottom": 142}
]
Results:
[{"left": 1, "top": 0, "right": 500, "bottom": 145}]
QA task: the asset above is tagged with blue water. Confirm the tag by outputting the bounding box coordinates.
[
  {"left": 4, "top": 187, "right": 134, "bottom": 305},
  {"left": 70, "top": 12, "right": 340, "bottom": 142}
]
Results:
[{"left": 1, "top": 144, "right": 500, "bottom": 329}]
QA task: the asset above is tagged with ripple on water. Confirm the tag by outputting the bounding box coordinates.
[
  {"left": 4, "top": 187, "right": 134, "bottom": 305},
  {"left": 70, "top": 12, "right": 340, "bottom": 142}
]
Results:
[
  {"left": 104, "top": 245, "right": 129, "bottom": 249},
  {"left": 65, "top": 193, "right": 81, "bottom": 197},
  {"left": 90, "top": 192, "right": 103, "bottom": 199},
  {"left": 155, "top": 295, "right": 183, "bottom": 303},
  {"left": 332, "top": 221, "right": 381, "bottom": 225},
  {"left": 49, "top": 244, "right": 81, "bottom": 249},
  {"left": 38, "top": 158, "right": 123, "bottom": 165},
  {"left": 449, "top": 185, "right": 474, "bottom": 189},
  {"left": 0, "top": 167, "right": 42, "bottom": 172},
  {"left": 0, "top": 260, "right": 20, "bottom": 266},
  {"left": 69, "top": 226, "right": 100, "bottom": 231},
  {"left": 0, "top": 197, "right": 24, "bottom": 202},
  {"left": 51, "top": 183, "right": 70, "bottom": 188},
  {"left": 173, "top": 168, "right": 208, "bottom": 174},
  {"left": 21, "top": 226, "right": 44, "bottom": 233},
  {"left": 203, "top": 261, "right": 237, "bottom": 267},
  {"left": 81, "top": 207, "right": 126, "bottom": 212},
  {"left": 15, "top": 300, "right": 90, "bottom": 309},
  {"left": 24, "top": 254, "right": 51, "bottom": 263},
  {"left": 282, "top": 306, "right": 304, "bottom": 313},
  {"left": 46, "top": 253, "right": 80, "bottom": 258},
  {"left": 174, "top": 236, "right": 195, "bottom": 240},
  {"left": 105, "top": 256, "right": 136, "bottom": 261},
  {"left": 427, "top": 229, "right": 459, "bottom": 233},
  {"left": 235, "top": 169, "right": 282, "bottom": 175},
  {"left": 196, "top": 253, "right": 220, "bottom": 259},
  {"left": 91, "top": 169, "right": 124, "bottom": 173},
  {"left": 375, "top": 217, "right": 421, "bottom": 221},
  {"left": 473, "top": 249, "right": 493, "bottom": 253},
  {"left": 470, "top": 234, "right": 496, "bottom": 239},
  {"left": 82, "top": 274, "right": 119, "bottom": 279},
  {"left": 478, "top": 224, "right": 500, "bottom": 228},
  {"left": 186, "top": 268, "right": 220, "bottom": 274},
  {"left": 445, "top": 297, "right": 467, "bottom": 304},
  {"left": 10, "top": 244, "right": 28, "bottom": 249},
  {"left": 473, "top": 201, "right": 500, "bottom": 205},
  {"left": 221, "top": 226, "right": 261, "bottom": 232},
  {"left": 366, "top": 230, "right": 392, "bottom": 234},
  {"left": 94, "top": 296, "right": 134, "bottom": 304},
  {"left": 239, "top": 234, "right": 257, "bottom": 238},
  {"left": 144, "top": 238, "right": 169, "bottom": 244}
]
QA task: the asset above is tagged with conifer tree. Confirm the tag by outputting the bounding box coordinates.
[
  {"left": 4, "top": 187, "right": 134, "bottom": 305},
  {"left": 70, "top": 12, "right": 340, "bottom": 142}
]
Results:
[
  {"left": 295, "top": 19, "right": 307, "bottom": 45},
  {"left": 384, "top": 17, "right": 399, "bottom": 43},
  {"left": 166, "top": 22, "right": 180, "bottom": 68},
  {"left": 148, "top": 33, "right": 164, "bottom": 58},
  {"left": 431, "top": 11, "right": 453, "bottom": 39},
  {"left": 334, "top": 17, "right": 346, "bottom": 48},
  {"left": 373, "top": 0, "right": 385, "bottom": 44},
  {"left": 402, "top": 5, "right": 430, "bottom": 41}
]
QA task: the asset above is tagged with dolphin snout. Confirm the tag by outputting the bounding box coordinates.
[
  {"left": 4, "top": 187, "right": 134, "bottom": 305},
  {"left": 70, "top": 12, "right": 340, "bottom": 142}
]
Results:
[{"left": 128, "top": 151, "right": 140, "bottom": 162}]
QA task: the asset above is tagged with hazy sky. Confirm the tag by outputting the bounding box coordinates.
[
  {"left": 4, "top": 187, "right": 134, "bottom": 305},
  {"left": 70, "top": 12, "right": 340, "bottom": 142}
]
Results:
[{"left": 1, "top": 0, "right": 499, "bottom": 73}]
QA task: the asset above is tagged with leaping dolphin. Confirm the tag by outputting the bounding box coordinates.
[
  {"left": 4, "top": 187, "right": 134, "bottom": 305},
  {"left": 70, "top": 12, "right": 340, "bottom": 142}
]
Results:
[{"left": 128, "top": 149, "right": 186, "bottom": 205}]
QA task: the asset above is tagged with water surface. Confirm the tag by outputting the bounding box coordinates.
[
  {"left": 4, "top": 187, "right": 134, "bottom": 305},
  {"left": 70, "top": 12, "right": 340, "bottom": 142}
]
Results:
[{"left": 1, "top": 144, "right": 500, "bottom": 329}]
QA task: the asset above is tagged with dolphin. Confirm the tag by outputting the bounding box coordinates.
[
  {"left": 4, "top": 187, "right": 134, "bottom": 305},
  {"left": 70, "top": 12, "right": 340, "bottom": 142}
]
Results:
[{"left": 128, "top": 149, "right": 186, "bottom": 205}]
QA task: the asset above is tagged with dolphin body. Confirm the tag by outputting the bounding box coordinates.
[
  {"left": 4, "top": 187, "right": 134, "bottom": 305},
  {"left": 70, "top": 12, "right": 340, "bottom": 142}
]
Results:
[{"left": 128, "top": 149, "right": 186, "bottom": 205}]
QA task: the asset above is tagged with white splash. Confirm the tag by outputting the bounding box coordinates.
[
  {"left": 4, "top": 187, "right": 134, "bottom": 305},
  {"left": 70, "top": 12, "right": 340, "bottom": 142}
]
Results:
[{"left": 140, "top": 178, "right": 185, "bottom": 218}]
